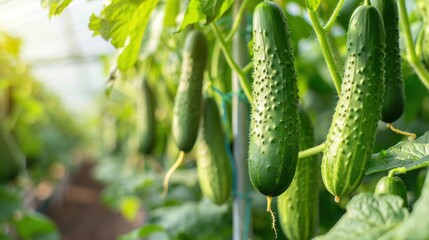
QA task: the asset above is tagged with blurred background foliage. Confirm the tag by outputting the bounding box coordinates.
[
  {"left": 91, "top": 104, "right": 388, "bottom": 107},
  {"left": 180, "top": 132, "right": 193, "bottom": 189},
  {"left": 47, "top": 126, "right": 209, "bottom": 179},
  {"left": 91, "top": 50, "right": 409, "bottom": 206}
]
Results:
[{"left": 0, "top": 0, "right": 428, "bottom": 239}]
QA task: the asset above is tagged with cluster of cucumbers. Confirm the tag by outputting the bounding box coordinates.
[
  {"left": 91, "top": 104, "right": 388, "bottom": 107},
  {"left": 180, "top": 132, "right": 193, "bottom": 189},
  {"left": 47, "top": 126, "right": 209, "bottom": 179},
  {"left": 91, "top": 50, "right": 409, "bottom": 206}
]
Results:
[
  {"left": 246, "top": 0, "right": 407, "bottom": 239},
  {"left": 133, "top": 0, "right": 411, "bottom": 238}
]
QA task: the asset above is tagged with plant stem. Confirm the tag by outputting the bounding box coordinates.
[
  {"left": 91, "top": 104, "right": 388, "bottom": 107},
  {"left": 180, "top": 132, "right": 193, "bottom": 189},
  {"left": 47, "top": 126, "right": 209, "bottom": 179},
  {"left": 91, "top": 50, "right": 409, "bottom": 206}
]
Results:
[
  {"left": 298, "top": 142, "right": 326, "bottom": 159},
  {"left": 388, "top": 167, "right": 407, "bottom": 178},
  {"left": 324, "top": 0, "right": 345, "bottom": 32},
  {"left": 242, "top": 62, "right": 253, "bottom": 74},
  {"left": 226, "top": 0, "right": 250, "bottom": 42},
  {"left": 365, "top": 0, "right": 371, "bottom": 6},
  {"left": 308, "top": 11, "right": 342, "bottom": 94},
  {"left": 398, "top": 0, "right": 429, "bottom": 89},
  {"left": 211, "top": 23, "right": 253, "bottom": 102}
]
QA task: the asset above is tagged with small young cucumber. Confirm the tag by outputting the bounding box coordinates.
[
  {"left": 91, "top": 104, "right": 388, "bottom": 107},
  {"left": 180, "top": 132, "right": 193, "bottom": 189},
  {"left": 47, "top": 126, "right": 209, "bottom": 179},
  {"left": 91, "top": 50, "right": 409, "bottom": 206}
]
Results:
[
  {"left": 196, "top": 97, "right": 232, "bottom": 205},
  {"left": 278, "top": 109, "right": 319, "bottom": 240},
  {"left": 0, "top": 120, "right": 23, "bottom": 182},
  {"left": 375, "top": 176, "right": 408, "bottom": 206},
  {"left": 172, "top": 30, "right": 208, "bottom": 152},
  {"left": 138, "top": 79, "right": 156, "bottom": 154},
  {"left": 321, "top": 5, "right": 385, "bottom": 202},
  {"left": 248, "top": 1, "right": 300, "bottom": 198},
  {"left": 372, "top": 0, "right": 405, "bottom": 123}
]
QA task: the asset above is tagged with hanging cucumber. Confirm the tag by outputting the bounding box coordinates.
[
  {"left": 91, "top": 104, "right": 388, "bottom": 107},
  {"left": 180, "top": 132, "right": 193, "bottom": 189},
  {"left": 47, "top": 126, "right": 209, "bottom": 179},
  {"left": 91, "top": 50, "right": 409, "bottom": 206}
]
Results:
[
  {"left": 171, "top": 30, "right": 208, "bottom": 152},
  {"left": 249, "top": 1, "right": 300, "bottom": 237},
  {"left": 138, "top": 79, "right": 156, "bottom": 155},
  {"left": 372, "top": 0, "right": 405, "bottom": 123},
  {"left": 278, "top": 109, "right": 319, "bottom": 240},
  {"left": 196, "top": 97, "right": 232, "bottom": 205},
  {"left": 0, "top": 120, "right": 23, "bottom": 182},
  {"left": 163, "top": 30, "right": 208, "bottom": 196},
  {"left": 249, "top": 0, "right": 300, "bottom": 198},
  {"left": 375, "top": 176, "right": 408, "bottom": 206},
  {"left": 321, "top": 4, "right": 385, "bottom": 202}
]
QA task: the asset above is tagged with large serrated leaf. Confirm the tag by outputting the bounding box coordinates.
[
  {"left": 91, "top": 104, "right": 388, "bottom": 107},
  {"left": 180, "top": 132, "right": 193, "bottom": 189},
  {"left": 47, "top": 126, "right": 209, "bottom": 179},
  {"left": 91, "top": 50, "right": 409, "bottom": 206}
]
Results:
[
  {"left": 313, "top": 192, "right": 408, "bottom": 240},
  {"left": 178, "top": 0, "right": 234, "bottom": 32},
  {"left": 365, "top": 132, "right": 429, "bottom": 175},
  {"left": 89, "top": 0, "right": 159, "bottom": 71},
  {"left": 378, "top": 169, "right": 429, "bottom": 239}
]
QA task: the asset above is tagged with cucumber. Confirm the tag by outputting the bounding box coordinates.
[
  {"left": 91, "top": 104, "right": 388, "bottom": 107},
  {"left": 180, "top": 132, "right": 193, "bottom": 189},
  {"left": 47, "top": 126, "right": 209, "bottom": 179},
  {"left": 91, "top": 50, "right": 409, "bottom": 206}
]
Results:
[
  {"left": 278, "top": 109, "right": 319, "bottom": 240},
  {"left": 196, "top": 97, "right": 232, "bottom": 205},
  {"left": 249, "top": 1, "right": 300, "bottom": 197},
  {"left": 375, "top": 176, "right": 408, "bottom": 206},
  {"left": 0, "top": 120, "right": 23, "bottom": 182},
  {"left": 138, "top": 79, "right": 156, "bottom": 154},
  {"left": 321, "top": 5, "right": 385, "bottom": 201},
  {"left": 172, "top": 30, "right": 208, "bottom": 152},
  {"left": 372, "top": 0, "right": 405, "bottom": 123}
]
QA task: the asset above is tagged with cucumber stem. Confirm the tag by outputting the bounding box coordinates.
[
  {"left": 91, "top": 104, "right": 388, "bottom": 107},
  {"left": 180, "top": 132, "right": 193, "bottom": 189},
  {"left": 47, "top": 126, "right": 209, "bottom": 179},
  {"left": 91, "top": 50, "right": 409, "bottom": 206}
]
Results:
[
  {"left": 266, "top": 196, "right": 278, "bottom": 239},
  {"left": 324, "top": 0, "right": 346, "bottom": 32},
  {"left": 388, "top": 167, "right": 407, "bottom": 178},
  {"left": 308, "top": 11, "right": 342, "bottom": 94},
  {"left": 162, "top": 151, "right": 186, "bottom": 197},
  {"left": 398, "top": 0, "right": 429, "bottom": 90},
  {"left": 226, "top": 0, "right": 250, "bottom": 42},
  {"left": 298, "top": 142, "right": 326, "bottom": 159},
  {"left": 386, "top": 123, "right": 416, "bottom": 141},
  {"left": 365, "top": 0, "right": 371, "bottom": 6},
  {"left": 242, "top": 61, "right": 253, "bottom": 74},
  {"left": 210, "top": 23, "right": 253, "bottom": 102}
]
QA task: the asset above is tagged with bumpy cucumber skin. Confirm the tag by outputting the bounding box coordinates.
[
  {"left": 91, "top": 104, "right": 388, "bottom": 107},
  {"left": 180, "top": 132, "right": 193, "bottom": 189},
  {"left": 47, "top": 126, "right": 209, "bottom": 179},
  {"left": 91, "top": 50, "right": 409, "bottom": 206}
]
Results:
[
  {"left": 0, "top": 121, "right": 22, "bottom": 182},
  {"left": 321, "top": 5, "right": 385, "bottom": 199},
  {"left": 138, "top": 79, "right": 156, "bottom": 154},
  {"left": 278, "top": 109, "right": 319, "bottom": 240},
  {"left": 372, "top": 0, "right": 405, "bottom": 123},
  {"left": 375, "top": 176, "right": 408, "bottom": 206},
  {"left": 197, "top": 98, "right": 232, "bottom": 205},
  {"left": 172, "top": 30, "right": 208, "bottom": 152},
  {"left": 249, "top": 1, "right": 300, "bottom": 197}
]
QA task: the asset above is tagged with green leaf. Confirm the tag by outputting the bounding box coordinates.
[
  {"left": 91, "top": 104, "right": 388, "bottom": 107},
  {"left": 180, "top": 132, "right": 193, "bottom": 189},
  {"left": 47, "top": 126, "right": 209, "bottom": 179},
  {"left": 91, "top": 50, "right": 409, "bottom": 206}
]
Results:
[
  {"left": 164, "top": 0, "right": 181, "bottom": 27},
  {"left": 0, "top": 186, "right": 21, "bottom": 221},
  {"left": 118, "top": 224, "right": 165, "bottom": 240},
  {"left": 379, "top": 170, "right": 429, "bottom": 239},
  {"left": 366, "top": 132, "right": 429, "bottom": 175},
  {"left": 40, "top": 0, "right": 73, "bottom": 17},
  {"left": 306, "top": 0, "right": 321, "bottom": 12},
  {"left": 89, "top": 0, "right": 159, "bottom": 71},
  {"left": 14, "top": 212, "right": 60, "bottom": 240},
  {"left": 178, "top": 0, "right": 234, "bottom": 32},
  {"left": 152, "top": 198, "right": 230, "bottom": 238},
  {"left": 314, "top": 192, "right": 408, "bottom": 240}
]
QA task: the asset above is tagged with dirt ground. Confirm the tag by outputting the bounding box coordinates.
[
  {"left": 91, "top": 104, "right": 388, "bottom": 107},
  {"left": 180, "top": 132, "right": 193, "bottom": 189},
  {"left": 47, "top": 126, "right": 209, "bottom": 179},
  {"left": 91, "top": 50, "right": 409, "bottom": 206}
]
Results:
[{"left": 45, "top": 162, "right": 143, "bottom": 240}]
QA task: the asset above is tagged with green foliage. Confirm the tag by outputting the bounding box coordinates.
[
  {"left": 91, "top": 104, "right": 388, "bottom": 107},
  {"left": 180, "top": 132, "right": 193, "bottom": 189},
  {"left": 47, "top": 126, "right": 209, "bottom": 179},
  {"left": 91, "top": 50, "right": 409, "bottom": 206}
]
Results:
[
  {"left": 14, "top": 212, "right": 60, "bottom": 240},
  {"left": 379, "top": 170, "right": 429, "bottom": 239},
  {"left": 40, "top": 0, "right": 73, "bottom": 17},
  {"left": 89, "top": 0, "right": 160, "bottom": 71},
  {"left": 314, "top": 193, "right": 408, "bottom": 240},
  {"left": 178, "top": 0, "right": 234, "bottom": 31},
  {"left": 366, "top": 132, "right": 429, "bottom": 175}
]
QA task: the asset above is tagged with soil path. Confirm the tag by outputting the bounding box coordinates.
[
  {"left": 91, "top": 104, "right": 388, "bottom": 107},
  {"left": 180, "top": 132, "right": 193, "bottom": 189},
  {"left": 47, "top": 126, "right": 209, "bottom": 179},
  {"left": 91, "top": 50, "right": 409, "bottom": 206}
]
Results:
[{"left": 46, "top": 162, "right": 142, "bottom": 240}]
